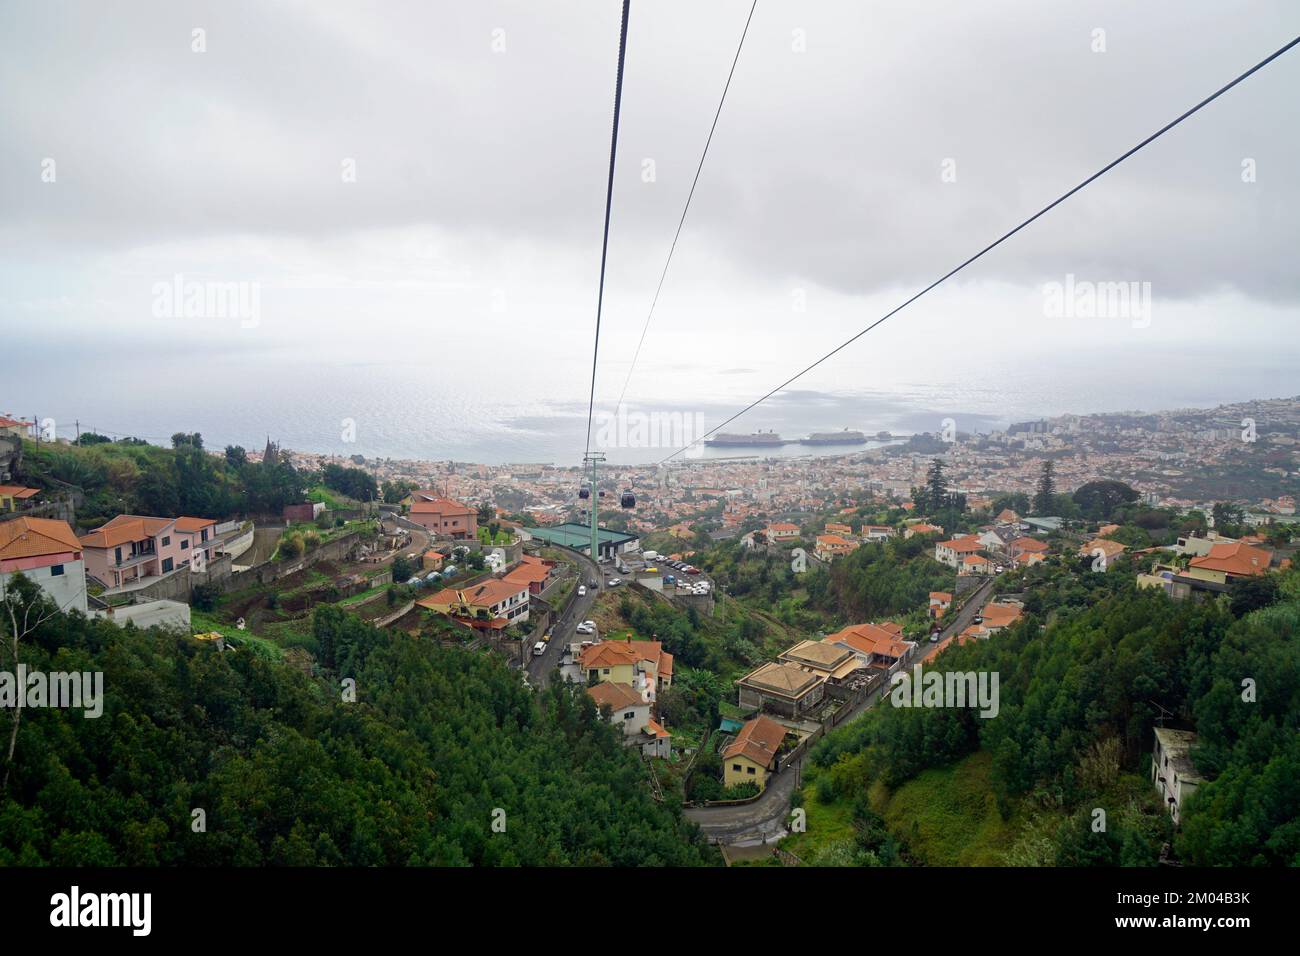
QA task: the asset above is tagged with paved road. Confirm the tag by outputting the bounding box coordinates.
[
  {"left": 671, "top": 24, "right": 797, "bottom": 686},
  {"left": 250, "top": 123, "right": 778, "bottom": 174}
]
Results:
[
  {"left": 528, "top": 547, "right": 603, "bottom": 687},
  {"left": 684, "top": 576, "right": 997, "bottom": 846}
]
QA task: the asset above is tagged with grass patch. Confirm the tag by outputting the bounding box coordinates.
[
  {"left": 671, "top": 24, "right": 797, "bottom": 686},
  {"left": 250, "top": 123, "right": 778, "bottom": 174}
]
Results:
[
  {"left": 874, "top": 750, "right": 1042, "bottom": 866},
  {"left": 190, "top": 610, "right": 284, "bottom": 661}
]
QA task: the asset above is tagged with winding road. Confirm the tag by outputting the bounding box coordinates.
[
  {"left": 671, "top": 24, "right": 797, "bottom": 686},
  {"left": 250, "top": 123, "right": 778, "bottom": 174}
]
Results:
[{"left": 684, "top": 576, "right": 996, "bottom": 846}]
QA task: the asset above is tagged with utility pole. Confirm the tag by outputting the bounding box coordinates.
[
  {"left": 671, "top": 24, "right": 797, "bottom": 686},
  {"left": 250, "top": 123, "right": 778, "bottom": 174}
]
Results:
[{"left": 584, "top": 452, "right": 605, "bottom": 566}]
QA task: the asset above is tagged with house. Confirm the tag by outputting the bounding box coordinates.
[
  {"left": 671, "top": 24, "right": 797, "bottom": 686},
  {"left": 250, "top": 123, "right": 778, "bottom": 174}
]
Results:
[
  {"left": 578, "top": 639, "right": 673, "bottom": 697},
  {"left": 814, "top": 533, "right": 858, "bottom": 562},
  {"left": 823, "top": 622, "right": 914, "bottom": 671},
  {"left": 904, "top": 522, "right": 944, "bottom": 539},
  {"left": 765, "top": 522, "right": 800, "bottom": 541},
  {"left": 979, "top": 601, "right": 1024, "bottom": 633},
  {"left": 588, "top": 681, "right": 650, "bottom": 735},
  {"left": 0, "top": 416, "right": 33, "bottom": 440},
  {"left": 1151, "top": 728, "right": 1204, "bottom": 827},
  {"left": 417, "top": 578, "right": 529, "bottom": 628},
  {"left": 824, "top": 521, "right": 853, "bottom": 536},
  {"left": 1186, "top": 541, "right": 1272, "bottom": 584},
  {"left": 962, "top": 553, "right": 995, "bottom": 575},
  {"left": 79, "top": 514, "right": 222, "bottom": 590},
  {"left": 422, "top": 550, "right": 445, "bottom": 572},
  {"left": 977, "top": 525, "right": 1020, "bottom": 552},
  {"left": 935, "top": 534, "right": 983, "bottom": 569},
  {"left": 722, "top": 715, "right": 789, "bottom": 791},
  {"left": 587, "top": 681, "right": 672, "bottom": 759},
  {"left": 499, "top": 553, "right": 556, "bottom": 595},
  {"left": 861, "top": 525, "right": 895, "bottom": 541},
  {"left": 778, "top": 639, "right": 862, "bottom": 685},
  {"left": 928, "top": 591, "right": 952, "bottom": 619},
  {"left": 1080, "top": 538, "right": 1127, "bottom": 567},
  {"left": 0, "top": 517, "right": 87, "bottom": 613},
  {"left": 0, "top": 484, "right": 39, "bottom": 512},
  {"left": 736, "top": 662, "right": 826, "bottom": 718},
  {"left": 407, "top": 496, "right": 478, "bottom": 539},
  {"left": 995, "top": 508, "right": 1020, "bottom": 524},
  {"left": 1008, "top": 537, "right": 1049, "bottom": 562},
  {"left": 579, "top": 641, "right": 639, "bottom": 685}
]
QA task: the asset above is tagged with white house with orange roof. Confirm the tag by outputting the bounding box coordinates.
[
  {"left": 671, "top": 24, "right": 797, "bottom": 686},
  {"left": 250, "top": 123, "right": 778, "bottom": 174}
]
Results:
[
  {"left": 928, "top": 591, "right": 952, "bottom": 619},
  {"left": 0, "top": 517, "right": 87, "bottom": 613},
  {"left": 935, "top": 534, "right": 983, "bottom": 569},
  {"left": 814, "top": 533, "right": 858, "bottom": 562},
  {"left": 765, "top": 522, "right": 800, "bottom": 541}
]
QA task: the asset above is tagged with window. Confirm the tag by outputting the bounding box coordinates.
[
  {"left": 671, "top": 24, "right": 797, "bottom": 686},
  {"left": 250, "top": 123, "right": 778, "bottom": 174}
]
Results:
[
  {"left": 49, "top": 564, "right": 64, "bottom": 576},
  {"left": 162, "top": 557, "right": 173, "bottom": 573},
  {"left": 746, "top": 766, "right": 756, "bottom": 775},
  {"left": 161, "top": 536, "right": 170, "bottom": 546},
  {"left": 181, "top": 539, "right": 189, "bottom": 550},
  {"left": 623, "top": 711, "right": 635, "bottom": 720},
  {"left": 732, "top": 764, "right": 742, "bottom": 773}
]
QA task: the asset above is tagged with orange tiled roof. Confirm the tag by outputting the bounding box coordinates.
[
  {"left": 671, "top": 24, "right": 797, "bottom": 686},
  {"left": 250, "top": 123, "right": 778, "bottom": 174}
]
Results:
[
  {"left": 721, "top": 715, "right": 786, "bottom": 768},
  {"left": 587, "top": 681, "right": 644, "bottom": 711},
  {"left": 0, "top": 517, "right": 83, "bottom": 560},
  {"left": 1190, "top": 542, "right": 1271, "bottom": 578},
  {"left": 79, "top": 514, "right": 175, "bottom": 549},
  {"left": 173, "top": 516, "right": 216, "bottom": 533}
]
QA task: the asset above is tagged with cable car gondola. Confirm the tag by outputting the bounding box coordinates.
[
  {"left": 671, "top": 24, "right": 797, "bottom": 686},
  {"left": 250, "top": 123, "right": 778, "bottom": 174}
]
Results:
[
  {"left": 620, "top": 490, "right": 636, "bottom": 509},
  {"left": 578, "top": 487, "right": 590, "bottom": 500}
]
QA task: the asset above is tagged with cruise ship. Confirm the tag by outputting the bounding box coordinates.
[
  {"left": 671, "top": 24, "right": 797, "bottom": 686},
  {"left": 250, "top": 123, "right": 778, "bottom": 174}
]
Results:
[
  {"left": 800, "top": 429, "right": 867, "bottom": 446},
  {"left": 702, "top": 431, "right": 786, "bottom": 447}
]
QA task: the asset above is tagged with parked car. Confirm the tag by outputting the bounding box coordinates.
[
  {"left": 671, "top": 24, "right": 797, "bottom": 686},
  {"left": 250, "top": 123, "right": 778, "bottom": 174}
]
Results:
[
  {"left": 532, "top": 641, "right": 546, "bottom": 657},
  {"left": 577, "top": 585, "right": 587, "bottom": 596},
  {"left": 972, "top": 614, "right": 984, "bottom": 624},
  {"left": 607, "top": 578, "right": 622, "bottom": 586},
  {"left": 664, "top": 574, "right": 676, "bottom": 585}
]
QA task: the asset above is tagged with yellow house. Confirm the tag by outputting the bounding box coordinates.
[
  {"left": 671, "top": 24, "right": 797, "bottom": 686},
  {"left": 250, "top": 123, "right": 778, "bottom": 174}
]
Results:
[
  {"left": 0, "top": 485, "right": 39, "bottom": 512},
  {"left": 722, "top": 715, "right": 788, "bottom": 791},
  {"left": 578, "top": 641, "right": 640, "bottom": 685}
]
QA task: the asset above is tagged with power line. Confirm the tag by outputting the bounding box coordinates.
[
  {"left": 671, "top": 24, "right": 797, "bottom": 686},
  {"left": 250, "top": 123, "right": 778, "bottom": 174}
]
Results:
[
  {"left": 613, "top": 0, "right": 759, "bottom": 415},
  {"left": 584, "top": 0, "right": 633, "bottom": 457},
  {"left": 658, "top": 33, "right": 1300, "bottom": 464}
]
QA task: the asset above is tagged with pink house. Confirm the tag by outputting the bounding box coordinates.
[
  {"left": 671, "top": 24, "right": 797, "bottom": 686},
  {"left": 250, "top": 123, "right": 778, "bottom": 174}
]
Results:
[
  {"left": 407, "top": 496, "right": 477, "bottom": 539},
  {"left": 79, "top": 514, "right": 222, "bottom": 589}
]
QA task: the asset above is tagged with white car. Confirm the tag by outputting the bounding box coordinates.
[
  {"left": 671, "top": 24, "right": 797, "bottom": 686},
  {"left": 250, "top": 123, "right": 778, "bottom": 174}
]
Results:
[
  {"left": 582, "top": 620, "right": 596, "bottom": 629},
  {"left": 532, "top": 641, "right": 546, "bottom": 657},
  {"left": 575, "top": 623, "right": 595, "bottom": 635},
  {"left": 607, "top": 578, "right": 622, "bottom": 586},
  {"left": 577, "top": 585, "right": 587, "bottom": 596}
]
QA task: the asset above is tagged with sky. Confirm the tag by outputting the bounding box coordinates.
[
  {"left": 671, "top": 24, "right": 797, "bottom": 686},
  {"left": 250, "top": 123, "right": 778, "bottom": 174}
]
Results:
[{"left": 2, "top": 1, "right": 1298, "bottom": 461}]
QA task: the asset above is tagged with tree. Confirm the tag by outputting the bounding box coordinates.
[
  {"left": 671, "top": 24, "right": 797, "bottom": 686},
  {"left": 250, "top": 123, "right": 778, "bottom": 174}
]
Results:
[
  {"left": 1034, "top": 460, "right": 1056, "bottom": 515},
  {"left": 225, "top": 445, "right": 248, "bottom": 469},
  {"left": 925, "top": 459, "right": 949, "bottom": 514},
  {"left": 0, "top": 576, "right": 70, "bottom": 793},
  {"left": 391, "top": 555, "right": 415, "bottom": 583},
  {"left": 1229, "top": 575, "right": 1279, "bottom": 617},
  {"left": 1211, "top": 502, "right": 1246, "bottom": 533},
  {"left": 1072, "top": 480, "right": 1139, "bottom": 521},
  {"left": 171, "top": 432, "right": 203, "bottom": 450}
]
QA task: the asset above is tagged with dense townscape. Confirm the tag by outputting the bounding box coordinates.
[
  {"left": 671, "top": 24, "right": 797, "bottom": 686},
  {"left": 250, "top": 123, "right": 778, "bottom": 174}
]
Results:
[{"left": 2, "top": 392, "right": 1297, "bottom": 869}]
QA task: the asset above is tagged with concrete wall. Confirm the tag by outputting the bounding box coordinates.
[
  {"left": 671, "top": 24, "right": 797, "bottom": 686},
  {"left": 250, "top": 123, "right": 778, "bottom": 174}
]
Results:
[{"left": 96, "top": 599, "right": 191, "bottom": 631}]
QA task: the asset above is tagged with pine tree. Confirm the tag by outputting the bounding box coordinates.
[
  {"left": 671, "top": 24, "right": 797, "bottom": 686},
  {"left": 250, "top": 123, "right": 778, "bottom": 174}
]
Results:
[{"left": 1034, "top": 459, "right": 1056, "bottom": 515}]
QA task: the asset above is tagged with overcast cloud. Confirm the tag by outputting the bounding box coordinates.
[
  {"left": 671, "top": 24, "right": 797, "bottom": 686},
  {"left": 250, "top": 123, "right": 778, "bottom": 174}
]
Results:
[{"left": 2, "top": 0, "right": 1297, "bottom": 450}]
